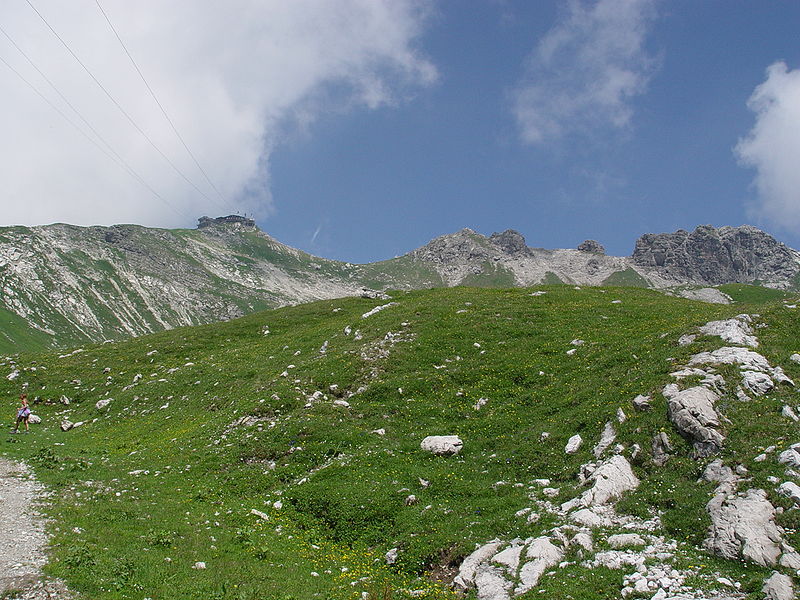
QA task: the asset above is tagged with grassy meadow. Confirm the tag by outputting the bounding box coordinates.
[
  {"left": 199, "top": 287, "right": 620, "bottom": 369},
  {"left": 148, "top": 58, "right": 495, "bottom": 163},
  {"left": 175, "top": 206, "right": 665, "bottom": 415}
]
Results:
[{"left": 1, "top": 285, "right": 799, "bottom": 599}]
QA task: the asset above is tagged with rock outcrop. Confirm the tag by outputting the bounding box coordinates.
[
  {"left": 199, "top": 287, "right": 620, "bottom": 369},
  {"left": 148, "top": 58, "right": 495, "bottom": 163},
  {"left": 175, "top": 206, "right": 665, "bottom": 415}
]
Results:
[{"left": 705, "top": 488, "right": 800, "bottom": 568}]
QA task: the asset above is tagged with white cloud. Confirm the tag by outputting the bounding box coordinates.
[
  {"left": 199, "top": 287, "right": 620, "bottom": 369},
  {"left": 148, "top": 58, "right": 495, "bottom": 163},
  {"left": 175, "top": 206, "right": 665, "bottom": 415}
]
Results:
[
  {"left": 735, "top": 61, "right": 800, "bottom": 232},
  {"left": 0, "top": 1, "right": 435, "bottom": 228},
  {"left": 512, "top": 0, "right": 658, "bottom": 145}
]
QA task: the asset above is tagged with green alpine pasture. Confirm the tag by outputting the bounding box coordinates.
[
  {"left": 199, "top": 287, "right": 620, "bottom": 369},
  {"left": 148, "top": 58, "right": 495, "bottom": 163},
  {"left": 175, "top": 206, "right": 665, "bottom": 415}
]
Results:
[{"left": 1, "top": 285, "right": 799, "bottom": 599}]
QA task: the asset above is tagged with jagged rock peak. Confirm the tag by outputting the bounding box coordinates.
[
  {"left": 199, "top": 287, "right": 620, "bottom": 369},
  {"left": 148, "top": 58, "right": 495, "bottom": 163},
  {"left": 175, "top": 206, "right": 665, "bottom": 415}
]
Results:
[
  {"left": 632, "top": 224, "right": 800, "bottom": 287},
  {"left": 197, "top": 215, "right": 257, "bottom": 230},
  {"left": 577, "top": 240, "right": 605, "bottom": 254},
  {"left": 489, "top": 230, "right": 531, "bottom": 256}
]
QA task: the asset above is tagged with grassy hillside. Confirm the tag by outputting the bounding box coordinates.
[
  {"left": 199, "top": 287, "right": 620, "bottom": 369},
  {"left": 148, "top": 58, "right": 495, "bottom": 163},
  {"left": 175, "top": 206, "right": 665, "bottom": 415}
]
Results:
[{"left": 1, "top": 286, "right": 799, "bottom": 599}]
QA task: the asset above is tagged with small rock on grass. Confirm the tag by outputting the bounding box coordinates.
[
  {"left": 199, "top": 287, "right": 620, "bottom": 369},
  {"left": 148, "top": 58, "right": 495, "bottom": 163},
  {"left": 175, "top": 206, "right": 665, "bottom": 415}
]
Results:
[{"left": 564, "top": 434, "right": 582, "bottom": 454}]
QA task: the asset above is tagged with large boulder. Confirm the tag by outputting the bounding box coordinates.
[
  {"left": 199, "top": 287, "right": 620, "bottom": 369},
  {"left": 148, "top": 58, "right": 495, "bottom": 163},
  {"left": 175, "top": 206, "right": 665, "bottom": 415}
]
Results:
[
  {"left": 420, "top": 435, "right": 463, "bottom": 456},
  {"left": 663, "top": 384, "right": 724, "bottom": 457}
]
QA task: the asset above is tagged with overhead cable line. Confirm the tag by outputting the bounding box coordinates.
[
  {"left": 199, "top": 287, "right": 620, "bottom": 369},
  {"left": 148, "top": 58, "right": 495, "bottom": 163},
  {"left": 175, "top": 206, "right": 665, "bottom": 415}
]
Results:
[
  {"left": 0, "top": 48, "right": 187, "bottom": 221},
  {"left": 94, "top": 0, "right": 233, "bottom": 213},
  {"left": 25, "top": 0, "right": 219, "bottom": 209}
]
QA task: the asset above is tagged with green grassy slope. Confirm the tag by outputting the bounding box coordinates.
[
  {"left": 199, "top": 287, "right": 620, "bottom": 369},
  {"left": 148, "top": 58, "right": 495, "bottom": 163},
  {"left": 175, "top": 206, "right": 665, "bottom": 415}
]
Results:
[{"left": 1, "top": 286, "right": 799, "bottom": 599}]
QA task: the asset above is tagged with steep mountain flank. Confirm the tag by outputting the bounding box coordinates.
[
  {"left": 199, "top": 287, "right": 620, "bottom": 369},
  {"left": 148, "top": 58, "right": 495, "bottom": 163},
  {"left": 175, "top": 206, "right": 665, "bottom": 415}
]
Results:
[{"left": 0, "top": 219, "right": 369, "bottom": 349}]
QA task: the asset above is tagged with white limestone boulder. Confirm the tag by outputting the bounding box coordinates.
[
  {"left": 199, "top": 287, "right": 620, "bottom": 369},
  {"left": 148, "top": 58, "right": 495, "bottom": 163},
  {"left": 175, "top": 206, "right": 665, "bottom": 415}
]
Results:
[
  {"left": 565, "top": 434, "right": 582, "bottom": 454},
  {"left": 420, "top": 435, "right": 463, "bottom": 456}
]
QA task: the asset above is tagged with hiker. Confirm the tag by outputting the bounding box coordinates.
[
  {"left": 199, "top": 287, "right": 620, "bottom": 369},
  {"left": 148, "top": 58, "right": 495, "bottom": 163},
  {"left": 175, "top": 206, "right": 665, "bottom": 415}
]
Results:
[{"left": 12, "top": 393, "right": 30, "bottom": 433}]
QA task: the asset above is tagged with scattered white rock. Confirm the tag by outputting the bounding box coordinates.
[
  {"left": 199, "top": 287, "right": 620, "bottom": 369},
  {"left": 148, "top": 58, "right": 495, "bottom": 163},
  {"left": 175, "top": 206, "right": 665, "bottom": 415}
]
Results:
[
  {"left": 565, "top": 434, "right": 583, "bottom": 455},
  {"left": 385, "top": 548, "right": 399, "bottom": 565},
  {"left": 60, "top": 420, "right": 74, "bottom": 432},
  {"left": 564, "top": 455, "right": 639, "bottom": 510},
  {"left": 492, "top": 545, "right": 523, "bottom": 573},
  {"left": 790, "top": 353, "right": 800, "bottom": 364},
  {"left": 192, "top": 561, "right": 206, "bottom": 570},
  {"left": 95, "top": 398, "right": 112, "bottom": 410},
  {"left": 420, "top": 435, "right": 463, "bottom": 456},
  {"left": 27, "top": 414, "right": 41, "bottom": 424},
  {"left": 607, "top": 533, "right": 645, "bottom": 548},
  {"left": 632, "top": 395, "right": 651, "bottom": 412},
  {"left": 677, "top": 334, "right": 696, "bottom": 346},
  {"left": 616, "top": 408, "right": 626, "bottom": 423},
  {"left": 570, "top": 508, "right": 613, "bottom": 528},
  {"left": 474, "top": 564, "right": 512, "bottom": 600},
  {"left": 698, "top": 315, "right": 758, "bottom": 347},
  {"left": 742, "top": 370, "right": 774, "bottom": 396},
  {"left": 778, "top": 481, "right": 800, "bottom": 505},
  {"left": 515, "top": 537, "right": 564, "bottom": 596},
  {"left": 566, "top": 348, "right": 577, "bottom": 356},
  {"left": 778, "top": 447, "right": 800, "bottom": 469},
  {"left": 663, "top": 384, "right": 723, "bottom": 457},
  {"left": 454, "top": 541, "right": 503, "bottom": 590},
  {"left": 782, "top": 405, "right": 799, "bottom": 422},
  {"left": 678, "top": 288, "right": 733, "bottom": 304},
  {"left": 593, "top": 422, "right": 616, "bottom": 458},
  {"left": 361, "top": 302, "right": 398, "bottom": 319}
]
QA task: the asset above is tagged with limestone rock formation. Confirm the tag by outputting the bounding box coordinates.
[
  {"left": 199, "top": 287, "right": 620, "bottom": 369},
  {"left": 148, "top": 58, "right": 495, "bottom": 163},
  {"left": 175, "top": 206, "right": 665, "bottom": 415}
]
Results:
[{"left": 632, "top": 224, "right": 800, "bottom": 286}]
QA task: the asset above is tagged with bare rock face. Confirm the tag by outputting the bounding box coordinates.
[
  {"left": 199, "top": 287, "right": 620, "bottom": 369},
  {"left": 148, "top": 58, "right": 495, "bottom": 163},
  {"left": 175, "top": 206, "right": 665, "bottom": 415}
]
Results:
[
  {"left": 577, "top": 240, "right": 605, "bottom": 254},
  {"left": 632, "top": 224, "right": 800, "bottom": 286}
]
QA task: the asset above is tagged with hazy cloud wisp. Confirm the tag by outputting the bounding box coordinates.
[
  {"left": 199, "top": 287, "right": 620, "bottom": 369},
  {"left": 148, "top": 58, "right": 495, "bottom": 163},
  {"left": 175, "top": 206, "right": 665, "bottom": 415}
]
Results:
[
  {"left": 736, "top": 61, "right": 800, "bottom": 233},
  {"left": 0, "top": 1, "right": 435, "bottom": 228},
  {"left": 512, "top": 0, "right": 658, "bottom": 145}
]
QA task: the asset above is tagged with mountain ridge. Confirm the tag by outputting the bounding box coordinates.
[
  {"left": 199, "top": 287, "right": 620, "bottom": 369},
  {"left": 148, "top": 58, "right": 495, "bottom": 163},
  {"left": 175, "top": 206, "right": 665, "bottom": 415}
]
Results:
[{"left": 0, "top": 217, "right": 797, "bottom": 350}]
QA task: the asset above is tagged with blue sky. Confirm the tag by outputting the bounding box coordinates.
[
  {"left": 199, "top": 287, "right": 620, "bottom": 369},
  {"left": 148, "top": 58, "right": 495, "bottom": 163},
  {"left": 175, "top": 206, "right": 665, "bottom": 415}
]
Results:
[
  {"left": 2, "top": 1, "right": 800, "bottom": 263},
  {"left": 270, "top": 1, "right": 800, "bottom": 261}
]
